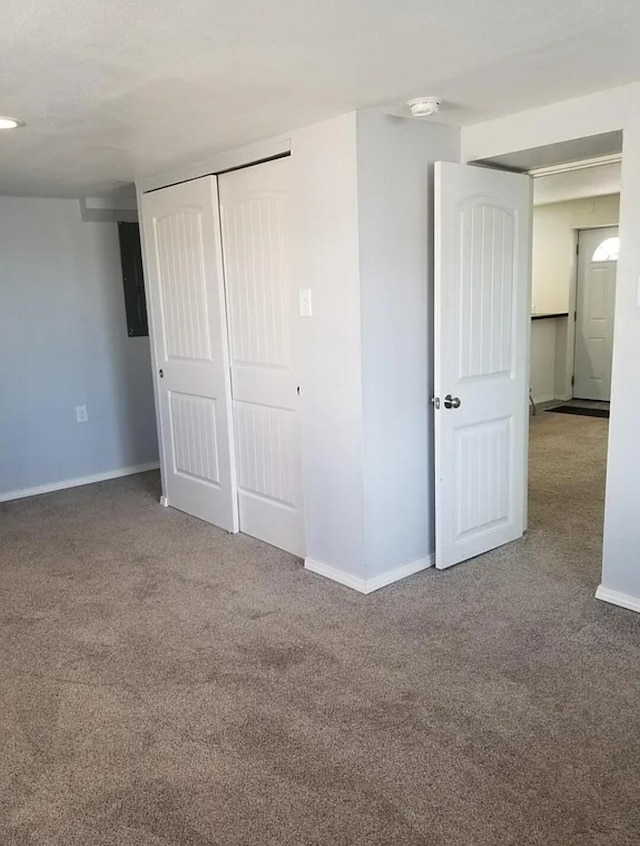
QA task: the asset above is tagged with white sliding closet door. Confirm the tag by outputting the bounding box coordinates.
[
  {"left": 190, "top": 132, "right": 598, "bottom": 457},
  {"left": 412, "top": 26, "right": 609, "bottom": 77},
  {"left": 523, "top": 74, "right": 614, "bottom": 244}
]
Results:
[
  {"left": 141, "top": 177, "right": 238, "bottom": 531},
  {"left": 218, "top": 157, "right": 305, "bottom": 557}
]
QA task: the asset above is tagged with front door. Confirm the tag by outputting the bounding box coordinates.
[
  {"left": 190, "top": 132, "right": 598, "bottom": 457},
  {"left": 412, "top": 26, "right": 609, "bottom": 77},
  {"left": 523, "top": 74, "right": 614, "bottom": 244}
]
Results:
[{"left": 574, "top": 226, "right": 618, "bottom": 401}]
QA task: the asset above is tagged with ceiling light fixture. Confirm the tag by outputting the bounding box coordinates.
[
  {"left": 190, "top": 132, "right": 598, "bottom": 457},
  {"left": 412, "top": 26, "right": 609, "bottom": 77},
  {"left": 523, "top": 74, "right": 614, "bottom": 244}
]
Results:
[
  {"left": 0, "top": 116, "right": 23, "bottom": 130},
  {"left": 407, "top": 97, "right": 441, "bottom": 118}
]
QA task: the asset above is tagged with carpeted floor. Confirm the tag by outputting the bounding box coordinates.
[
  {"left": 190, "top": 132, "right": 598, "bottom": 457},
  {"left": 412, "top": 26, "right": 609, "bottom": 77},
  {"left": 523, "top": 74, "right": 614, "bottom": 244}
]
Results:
[{"left": 1, "top": 413, "right": 639, "bottom": 845}]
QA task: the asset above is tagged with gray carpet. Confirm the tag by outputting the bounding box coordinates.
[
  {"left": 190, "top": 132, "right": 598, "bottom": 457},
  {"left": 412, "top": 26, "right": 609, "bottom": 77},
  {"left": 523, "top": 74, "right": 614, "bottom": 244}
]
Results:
[{"left": 1, "top": 413, "right": 639, "bottom": 845}]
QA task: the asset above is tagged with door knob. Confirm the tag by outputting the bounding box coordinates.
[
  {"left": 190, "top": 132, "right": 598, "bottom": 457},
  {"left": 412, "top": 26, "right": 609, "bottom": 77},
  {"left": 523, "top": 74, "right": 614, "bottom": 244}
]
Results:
[{"left": 444, "top": 394, "right": 461, "bottom": 409}]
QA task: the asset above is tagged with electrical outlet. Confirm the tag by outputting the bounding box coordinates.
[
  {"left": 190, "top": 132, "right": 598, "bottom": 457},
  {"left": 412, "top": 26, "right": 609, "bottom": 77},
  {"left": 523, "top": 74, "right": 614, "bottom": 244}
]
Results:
[{"left": 75, "top": 405, "right": 88, "bottom": 424}]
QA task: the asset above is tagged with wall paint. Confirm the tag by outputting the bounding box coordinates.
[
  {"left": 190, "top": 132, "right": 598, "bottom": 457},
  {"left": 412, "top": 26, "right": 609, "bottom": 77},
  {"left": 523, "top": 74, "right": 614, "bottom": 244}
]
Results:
[
  {"left": 532, "top": 162, "right": 621, "bottom": 206},
  {"left": 356, "top": 110, "right": 460, "bottom": 579},
  {"left": 532, "top": 194, "right": 619, "bottom": 314},
  {"left": 530, "top": 318, "right": 561, "bottom": 404},
  {"left": 462, "top": 80, "right": 640, "bottom": 608},
  {"left": 290, "top": 114, "right": 366, "bottom": 579},
  {"left": 0, "top": 197, "right": 159, "bottom": 498}
]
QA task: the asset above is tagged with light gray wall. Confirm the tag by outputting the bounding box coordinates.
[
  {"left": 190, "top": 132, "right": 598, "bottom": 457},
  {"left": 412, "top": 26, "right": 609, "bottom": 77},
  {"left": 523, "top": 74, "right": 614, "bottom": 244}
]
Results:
[
  {"left": 291, "top": 114, "right": 366, "bottom": 579},
  {"left": 293, "top": 111, "right": 461, "bottom": 583},
  {"left": 356, "top": 111, "right": 460, "bottom": 578},
  {"left": 530, "top": 316, "right": 567, "bottom": 404},
  {"left": 0, "top": 197, "right": 158, "bottom": 498}
]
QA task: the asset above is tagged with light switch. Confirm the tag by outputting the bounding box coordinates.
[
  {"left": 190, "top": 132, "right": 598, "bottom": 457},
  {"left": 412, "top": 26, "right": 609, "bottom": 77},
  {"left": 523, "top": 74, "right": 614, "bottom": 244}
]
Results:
[{"left": 299, "top": 289, "right": 312, "bottom": 317}]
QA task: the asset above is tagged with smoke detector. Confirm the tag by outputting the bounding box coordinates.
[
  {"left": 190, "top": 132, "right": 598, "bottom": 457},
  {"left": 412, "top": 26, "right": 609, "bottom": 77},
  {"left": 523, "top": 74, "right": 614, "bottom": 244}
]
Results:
[{"left": 407, "top": 97, "right": 441, "bottom": 118}]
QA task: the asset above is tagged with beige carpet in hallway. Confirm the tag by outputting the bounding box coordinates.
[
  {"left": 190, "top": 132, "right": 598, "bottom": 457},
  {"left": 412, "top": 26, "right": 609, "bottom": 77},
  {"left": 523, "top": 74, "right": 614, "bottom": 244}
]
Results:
[{"left": 0, "top": 413, "right": 638, "bottom": 845}]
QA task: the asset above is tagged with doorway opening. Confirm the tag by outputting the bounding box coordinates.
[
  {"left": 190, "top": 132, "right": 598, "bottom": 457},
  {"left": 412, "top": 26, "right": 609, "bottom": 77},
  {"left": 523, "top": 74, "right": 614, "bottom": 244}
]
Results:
[{"left": 470, "top": 131, "right": 622, "bottom": 587}]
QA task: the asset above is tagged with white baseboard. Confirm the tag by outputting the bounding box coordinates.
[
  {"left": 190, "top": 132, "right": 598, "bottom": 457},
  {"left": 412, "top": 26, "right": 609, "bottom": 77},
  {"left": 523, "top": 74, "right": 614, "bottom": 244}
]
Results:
[
  {"left": 304, "top": 559, "right": 367, "bottom": 592},
  {"left": 365, "top": 555, "right": 435, "bottom": 592},
  {"left": 0, "top": 462, "right": 160, "bottom": 504},
  {"left": 595, "top": 585, "right": 640, "bottom": 614},
  {"left": 159, "top": 495, "right": 169, "bottom": 507},
  {"left": 532, "top": 393, "right": 555, "bottom": 405},
  {"left": 304, "top": 554, "right": 434, "bottom": 595}
]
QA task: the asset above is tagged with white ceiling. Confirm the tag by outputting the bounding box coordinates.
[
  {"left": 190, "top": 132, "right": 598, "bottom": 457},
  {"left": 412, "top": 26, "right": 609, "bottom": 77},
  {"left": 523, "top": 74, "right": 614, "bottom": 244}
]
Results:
[
  {"left": 533, "top": 162, "right": 622, "bottom": 205},
  {"left": 2, "top": 0, "right": 640, "bottom": 198}
]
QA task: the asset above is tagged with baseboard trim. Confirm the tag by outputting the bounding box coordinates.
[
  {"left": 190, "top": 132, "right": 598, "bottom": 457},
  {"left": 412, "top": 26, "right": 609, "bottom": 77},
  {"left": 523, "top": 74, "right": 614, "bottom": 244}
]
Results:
[
  {"left": 304, "top": 554, "right": 434, "bottom": 595},
  {"left": 531, "top": 394, "right": 555, "bottom": 406},
  {"left": 365, "top": 555, "right": 435, "bottom": 593},
  {"left": 0, "top": 462, "right": 160, "bottom": 504},
  {"left": 535, "top": 398, "right": 565, "bottom": 411},
  {"left": 595, "top": 585, "right": 640, "bottom": 614}
]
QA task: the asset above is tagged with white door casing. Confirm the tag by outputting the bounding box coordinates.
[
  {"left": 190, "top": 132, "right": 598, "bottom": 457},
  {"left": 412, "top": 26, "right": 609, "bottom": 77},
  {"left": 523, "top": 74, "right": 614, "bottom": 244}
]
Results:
[
  {"left": 434, "top": 161, "right": 532, "bottom": 570},
  {"left": 141, "top": 177, "right": 238, "bottom": 531},
  {"left": 574, "top": 226, "right": 618, "bottom": 402},
  {"left": 218, "top": 157, "right": 305, "bottom": 557}
]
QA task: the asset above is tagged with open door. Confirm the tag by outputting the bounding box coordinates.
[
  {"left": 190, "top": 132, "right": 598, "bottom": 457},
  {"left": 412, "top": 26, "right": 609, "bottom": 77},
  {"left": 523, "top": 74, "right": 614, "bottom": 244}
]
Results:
[
  {"left": 142, "top": 177, "right": 238, "bottom": 532},
  {"left": 434, "top": 161, "right": 532, "bottom": 569}
]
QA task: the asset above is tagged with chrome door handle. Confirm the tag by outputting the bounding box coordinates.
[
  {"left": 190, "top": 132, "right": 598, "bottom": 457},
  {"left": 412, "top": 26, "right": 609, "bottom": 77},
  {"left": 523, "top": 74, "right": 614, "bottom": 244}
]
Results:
[{"left": 444, "top": 394, "right": 461, "bottom": 409}]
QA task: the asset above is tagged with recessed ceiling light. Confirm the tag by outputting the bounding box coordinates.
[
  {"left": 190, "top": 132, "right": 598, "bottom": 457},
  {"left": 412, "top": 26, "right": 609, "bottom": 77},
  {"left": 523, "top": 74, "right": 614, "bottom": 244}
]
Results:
[
  {"left": 0, "top": 116, "right": 24, "bottom": 130},
  {"left": 407, "top": 97, "right": 441, "bottom": 118}
]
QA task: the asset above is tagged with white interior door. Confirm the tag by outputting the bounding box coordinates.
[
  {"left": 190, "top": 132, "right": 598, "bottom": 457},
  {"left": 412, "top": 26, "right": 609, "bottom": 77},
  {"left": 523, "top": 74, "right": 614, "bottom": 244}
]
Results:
[
  {"left": 141, "top": 177, "right": 238, "bottom": 531},
  {"left": 434, "top": 161, "right": 532, "bottom": 570},
  {"left": 218, "top": 158, "right": 305, "bottom": 557},
  {"left": 574, "top": 226, "right": 618, "bottom": 401}
]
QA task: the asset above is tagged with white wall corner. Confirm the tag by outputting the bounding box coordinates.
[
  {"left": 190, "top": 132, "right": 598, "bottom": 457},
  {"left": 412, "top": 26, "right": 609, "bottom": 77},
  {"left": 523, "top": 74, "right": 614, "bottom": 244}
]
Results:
[
  {"left": 305, "top": 554, "right": 434, "bottom": 594},
  {"left": 304, "top": 558, "right": 368, "bottom": 593},
  {"left": 595, "top": 585, "right": 640, "bottom": 614},
  {"left": 363, "top": 555, "right": 435, "bottom": 593}
]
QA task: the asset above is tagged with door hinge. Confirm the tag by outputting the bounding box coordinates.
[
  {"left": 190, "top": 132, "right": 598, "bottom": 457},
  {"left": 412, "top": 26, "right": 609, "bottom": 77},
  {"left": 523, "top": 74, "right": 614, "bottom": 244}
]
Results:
[
  {"left": 571, "top": 375, "right": 575, "bottom": 386},
  {"left": 574, "top": 311, "right": 577, "bottom": 322}
]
